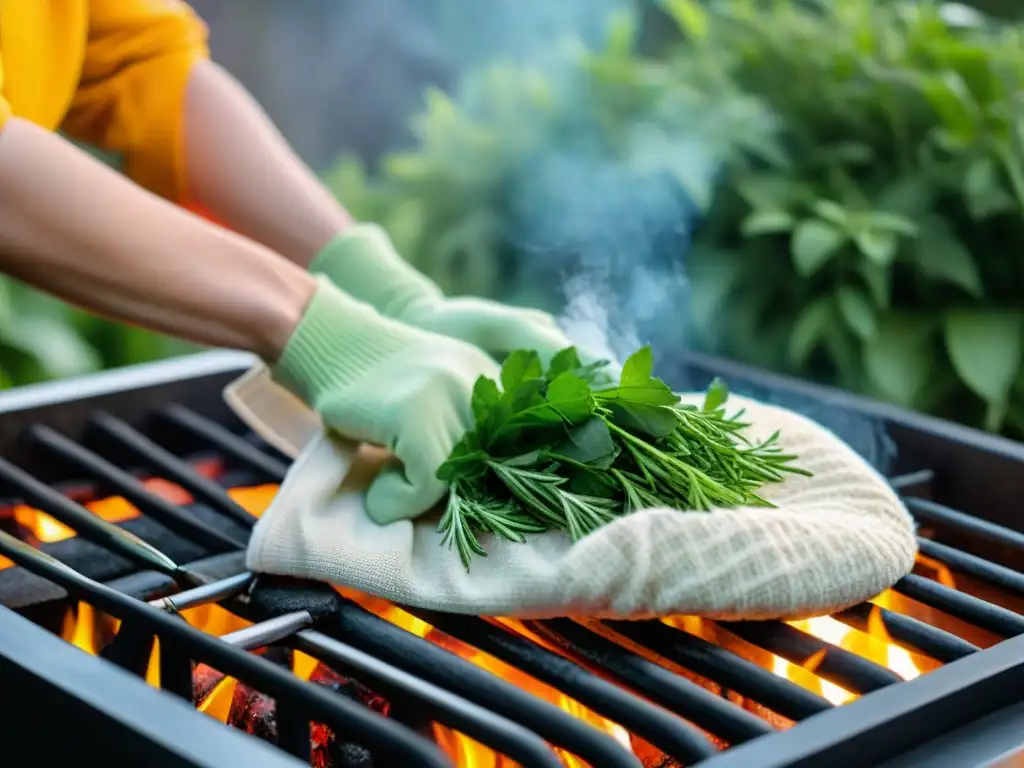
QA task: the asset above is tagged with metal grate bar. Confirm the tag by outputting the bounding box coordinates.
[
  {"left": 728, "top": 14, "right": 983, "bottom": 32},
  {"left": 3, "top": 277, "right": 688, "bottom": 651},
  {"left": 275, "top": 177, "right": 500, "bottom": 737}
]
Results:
[
  {"left": 0, "top": 604, "right": 303, "bottom": 768},
  {"left": 159, "top": 629, "right": 195, "bottom": 701},
  {"left": 906, "top": 497, "right": 1024, "bottom": 552},
  {"left": 833, "top": 602, "right": 979, "bottom": 663},
  {"left": 25, "top": 434, "right": 638, "bottom": 768},
  {"left": 718, "top": 621, "right": 904, "bottom": 693},
  {"left": 894, "top": 574, "right": 1024, "bottom": 638},
  {"left": 0, "top": 530, "right": 452, "bottom": 768},
  {"left": 916, "top": 538, "right": 1024, "bottom": 597},
  {"left": 531, "top": 618, "right": 774, "bottom": 745},
  {"left": 888, "top": 470, "right": 935, "bottom": 492},
  {"left": 28, "top": 425, "right": 246, "bottom": 552},
  {"left": 294, "top": 628, "right": 567, "bottom": 768},
  {"left": 100, "top": 618, "right": 155, "bottom": 676},
  {"left": 274, "top": 701, "right": 312, "bottom": 763},
  {"left": 306, "top": 595, "right": 643, "bottom": 768},
  {"left": 0, "top": 454, "right": 183, "bottom": 578},
  {"left": 89, "top": 412, "right": 257, "bottom": 529},
  {"left": 408, "top": 609, "right": 718, "bottom": 763},
  {"left": 221, "top": 611, "right": 568, "bottom": 768},
  {"left": 601, "top": 618, "right": 832, "bottom": 721},
  {"left": 159, "top": 405, "right": 289, "bottom": 482}
]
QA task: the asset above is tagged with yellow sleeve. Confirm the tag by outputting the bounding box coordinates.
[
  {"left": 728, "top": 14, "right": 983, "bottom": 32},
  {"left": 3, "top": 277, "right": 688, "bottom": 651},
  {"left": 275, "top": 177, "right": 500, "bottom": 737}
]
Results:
[{"left": 61, "top": 0, "right": 210, "bottom": 202}]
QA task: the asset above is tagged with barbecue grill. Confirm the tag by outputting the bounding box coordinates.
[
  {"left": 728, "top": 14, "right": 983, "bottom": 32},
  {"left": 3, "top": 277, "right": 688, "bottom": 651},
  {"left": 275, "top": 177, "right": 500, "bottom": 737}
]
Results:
[{"left": 2, "top": 348, "right": 1024, "bottom": 768}]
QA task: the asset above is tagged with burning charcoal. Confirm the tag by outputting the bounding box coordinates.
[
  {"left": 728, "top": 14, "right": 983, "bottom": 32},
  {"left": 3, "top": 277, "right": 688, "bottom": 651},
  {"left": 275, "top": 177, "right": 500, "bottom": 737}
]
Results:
[
  {"left": 229, "top": 683, "right": 278, "bottom": 741},
  {"left": 308, "top": 664, "right": 389, "bottom": 768},
  {"left": 191, "top": 663, "right": 226, "bottom": 704},
  {"left": 311, "top": 723, "right": 374, "bottom": 768},
  {"left": 309, "top": 663, "right": 390, "bottom": 716},
  {"left": 630, "top": 735, "right": 687, "bottom": 768}
]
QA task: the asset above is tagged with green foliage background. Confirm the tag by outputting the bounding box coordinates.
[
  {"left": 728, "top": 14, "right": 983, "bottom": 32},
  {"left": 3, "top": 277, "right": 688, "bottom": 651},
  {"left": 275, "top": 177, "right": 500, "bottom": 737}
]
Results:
[
  {"left": 322, "top": 0, "right": 1024, "bottom": 439},
  {"left": 7, "top": 0, "right": 1024, "bottom": 443}
]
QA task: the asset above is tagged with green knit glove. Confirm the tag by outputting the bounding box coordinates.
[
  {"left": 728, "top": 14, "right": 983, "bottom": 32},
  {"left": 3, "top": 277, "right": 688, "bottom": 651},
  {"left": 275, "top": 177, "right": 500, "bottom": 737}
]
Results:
[
  {"left": 274, "top": 276, "right": 501, "bottom": 524},
  {"left": 311, "top": 224, "right": 577, "bottom": 368}
]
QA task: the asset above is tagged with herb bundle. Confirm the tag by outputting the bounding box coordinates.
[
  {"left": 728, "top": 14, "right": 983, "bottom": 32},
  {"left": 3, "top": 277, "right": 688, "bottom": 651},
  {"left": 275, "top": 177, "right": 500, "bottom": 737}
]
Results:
[{"left": 436, "top": 346, "right": 812, "bottom": 570}]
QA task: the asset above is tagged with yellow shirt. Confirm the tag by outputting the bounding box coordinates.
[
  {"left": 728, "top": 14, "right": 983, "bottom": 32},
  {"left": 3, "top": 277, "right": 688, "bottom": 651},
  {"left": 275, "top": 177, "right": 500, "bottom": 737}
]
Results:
[{"left": 0, "top": 0, "right": 210, "bottom": 202}]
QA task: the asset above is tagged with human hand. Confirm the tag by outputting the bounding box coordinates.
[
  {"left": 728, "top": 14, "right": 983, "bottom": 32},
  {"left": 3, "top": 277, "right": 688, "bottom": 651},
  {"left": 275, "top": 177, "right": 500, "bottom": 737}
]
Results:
[
  {"left": 311, "top": 224, "right": 620, "bottom": 379},
  {"left": 273, "top": 276, "right": 502, "bottom": 524}
]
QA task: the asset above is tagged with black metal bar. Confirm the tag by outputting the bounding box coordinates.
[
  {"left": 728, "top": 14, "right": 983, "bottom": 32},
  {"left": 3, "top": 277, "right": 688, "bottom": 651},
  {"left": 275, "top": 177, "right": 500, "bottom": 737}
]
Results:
[
  {"left": 717, "top": 621, "right": 904, "bottom": 694},
  {"left": 532, "top": 618, "right": 773, "bottom": 745},
  {"left": 159, "top": 630, "right": 195, "bottom": 701},
  {"left": 695, "top": 629, "right": 1024, "bottom": 768},
  {"left": 407, "top": 610, "right": 717, "bottom": 764},
  {"left": 321, "top": 599, "right": 642, "bottom": 768},
  {"left": 89, "top": 412, "right": 257, "bottom": 528},
  {"left": 601, "top": 619, "right": 832, "bottom": 721},
  {"left": 222, "top": 612, "right": 316, "bottom": 650},
  {"left": 28, "top": 424, "right": 246, "bottom": 552},
  {"left": 149, "top": 571, "right": 255, "bottom": 612},
  {"left": 0, "top": 454, "right": 182, "bottom": 577},
  {"left": 274, "top": 701, "right": 312, "bottom": 763},
  {"left": 159, "top": 405, "right": 289, "bottom": 482},
  {"left": 833, "top": 602, "right": 979, "bottom": 663},
  {"left": 906, "top": 497, "right": 1024, "bottom": 552},
  {"left": 916, "top": 537, "right": 1024, "bottom": 597},
  {"left": 100, "top": 619, "right": 155, "bottom": 677},
  {"left": 0, "top": 531, "right": 452, "bottom": 768},
  {"left": 894, "top": 574, "right": 1024, "bottom": 638},
  {"left": 294, "top": 629, "right": 568, "bottom": 768},
  {"left": 0, "top": 604, "right": 303, "bottom": 768}
]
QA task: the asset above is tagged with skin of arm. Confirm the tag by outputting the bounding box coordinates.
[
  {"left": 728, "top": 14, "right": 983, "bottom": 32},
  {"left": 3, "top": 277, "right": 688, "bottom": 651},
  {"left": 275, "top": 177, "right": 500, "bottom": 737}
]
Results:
[
  {"left": 0, "top": 118, "right": 316, "bottom": 362},
  {"left": 183, "top": 59, "right": 352, "bottom": 268}
]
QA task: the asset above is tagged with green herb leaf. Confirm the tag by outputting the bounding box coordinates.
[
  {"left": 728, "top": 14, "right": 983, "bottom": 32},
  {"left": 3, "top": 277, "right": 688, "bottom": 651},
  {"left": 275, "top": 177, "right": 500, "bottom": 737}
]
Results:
[
  {"left": 608, "top": 402, "right": 680, "bottom": 438},
  {"left": 791, "top": 219, "right": 846, "bottom": 277},
  {"left": 944, "top": 310, "right": 1023, "bottom": 410},
  {"left": 911, "top": 216, "right": 983, "bottom": 298},
  {"left": 862, "top": 314, "right": 937, "bottom": 408},
  {"left": 550, "top": 417, "right": 618, "bottom": 466},
  {"left": 471, "top": 375, "right": 501, "bottom": 426},
  {"left": 435, "top": 344, "right": 810, "bottom": 569},
  {"left": 548, "top": 346, "right": 582, "bottom": 379},
  {"left": 500, "top": 349, "right": 543, "bottom": 392},
  {"left": 619, "top": 345, "right": 654, "bottom": 385},
  {"left": 836, "top": 285, "right": 877, "bottom": 340},
  {"left": 544, "top": 372, "right": 594, "bottom": 423},
  {"left": 703, "top": 377, "right": 729, "bottom": 412}
]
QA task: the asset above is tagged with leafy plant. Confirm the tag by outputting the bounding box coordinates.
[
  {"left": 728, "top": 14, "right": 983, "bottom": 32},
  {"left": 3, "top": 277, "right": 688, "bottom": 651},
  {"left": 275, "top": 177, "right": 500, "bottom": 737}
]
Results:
[
  {"left": 327, "top": 0, "right": 1024, "bottom": 438},
  {"left": 679, "top": 0, "right": 1024, "bottom": 434},
  {"left": 437, "top": 344, "right": 809, "bottom": 570}
]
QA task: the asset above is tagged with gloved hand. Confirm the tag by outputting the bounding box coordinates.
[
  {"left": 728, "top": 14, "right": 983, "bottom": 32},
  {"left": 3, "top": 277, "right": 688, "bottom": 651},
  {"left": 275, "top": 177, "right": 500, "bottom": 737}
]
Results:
[
  {"left": 310, "top": 224, "right": 616, "bottom": 375},
  {"left": 273, "top": 276, "right": 501, "bottom": 524}
]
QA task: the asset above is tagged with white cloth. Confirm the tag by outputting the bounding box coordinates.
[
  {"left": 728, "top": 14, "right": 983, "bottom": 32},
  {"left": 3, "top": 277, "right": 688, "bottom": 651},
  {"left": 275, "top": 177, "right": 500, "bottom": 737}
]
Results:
[{"left": 224, "top": 369, "right": 918, "bottom": 620}]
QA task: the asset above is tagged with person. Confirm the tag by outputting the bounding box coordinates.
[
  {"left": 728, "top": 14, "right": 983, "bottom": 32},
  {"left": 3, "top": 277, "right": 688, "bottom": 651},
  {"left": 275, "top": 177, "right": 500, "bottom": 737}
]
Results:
[{"left": 0, "top": 1, "right": 598, "bottom": 524}]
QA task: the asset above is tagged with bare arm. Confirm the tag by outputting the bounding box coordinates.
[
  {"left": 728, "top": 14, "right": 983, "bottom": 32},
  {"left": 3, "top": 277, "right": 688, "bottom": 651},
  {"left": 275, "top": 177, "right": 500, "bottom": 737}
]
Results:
[
  {"left": 183, "top": 59, "right": 352, "bottom": 267},
  {"left": 0, "top": 118, "right": 315, "bottom": 362}
]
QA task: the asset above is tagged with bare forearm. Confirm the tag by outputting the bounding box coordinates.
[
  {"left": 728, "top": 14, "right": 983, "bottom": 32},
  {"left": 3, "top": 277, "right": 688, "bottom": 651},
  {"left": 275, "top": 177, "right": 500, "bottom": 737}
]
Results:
[
  {"left": 183, "top": 59, "right": 351, "bottom": 267},
  {"left": 0, "top": 118, "right": 314, "bottom": 361}
]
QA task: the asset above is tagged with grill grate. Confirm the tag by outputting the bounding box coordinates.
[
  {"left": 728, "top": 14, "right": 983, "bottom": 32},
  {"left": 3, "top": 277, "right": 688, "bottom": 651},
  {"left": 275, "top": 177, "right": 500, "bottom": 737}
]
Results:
[{"left": 1, "top": 351, "right": 1024, "bottom": 767}]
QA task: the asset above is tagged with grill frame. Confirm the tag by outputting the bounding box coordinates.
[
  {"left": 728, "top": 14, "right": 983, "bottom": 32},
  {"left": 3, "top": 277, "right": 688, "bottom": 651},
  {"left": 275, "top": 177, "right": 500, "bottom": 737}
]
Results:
[
  {"left": 0, "top": 603, "right": 303, "bottom": 768},
  {"left": 1, "top": 348, "right": 1023, "bottom": 767}
]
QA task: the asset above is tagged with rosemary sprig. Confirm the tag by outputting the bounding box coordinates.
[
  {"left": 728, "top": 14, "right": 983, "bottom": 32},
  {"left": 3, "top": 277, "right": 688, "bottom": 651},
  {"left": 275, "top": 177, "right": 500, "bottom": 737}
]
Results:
[{"left": 435, "top": 345, "right": 812, "bottom": 570}]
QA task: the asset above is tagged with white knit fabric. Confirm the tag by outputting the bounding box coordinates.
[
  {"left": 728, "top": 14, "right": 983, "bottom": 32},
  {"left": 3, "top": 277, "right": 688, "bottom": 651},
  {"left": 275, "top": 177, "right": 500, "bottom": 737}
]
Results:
[{"left": 224, "top": 370, "right": 918, "bottom": 620}]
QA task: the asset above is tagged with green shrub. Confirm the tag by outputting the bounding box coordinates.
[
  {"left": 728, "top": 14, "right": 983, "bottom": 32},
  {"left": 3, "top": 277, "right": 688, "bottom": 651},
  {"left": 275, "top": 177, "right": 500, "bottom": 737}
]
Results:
[
  {"left": 329, "top": 0, "right": 1024, "bottom": 437},
  {"left": 678, "top": 0, "right": 1024, "bottom": 434}
]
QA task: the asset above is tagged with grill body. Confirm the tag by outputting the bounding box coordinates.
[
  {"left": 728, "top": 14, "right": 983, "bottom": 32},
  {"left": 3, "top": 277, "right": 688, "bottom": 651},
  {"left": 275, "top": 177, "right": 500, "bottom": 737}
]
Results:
[{"left": 0, "top": 349, "right": 1022, "bottom": 767}]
